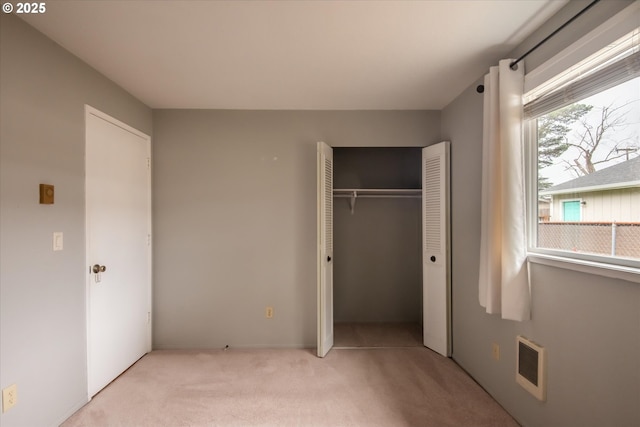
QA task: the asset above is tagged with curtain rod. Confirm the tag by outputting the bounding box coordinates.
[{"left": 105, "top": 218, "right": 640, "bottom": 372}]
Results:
[
  {"left": 509, "top": 0, "right": 601, "bottom": 70},
  {"left": 476, "top": 0, "right": 601, "bottom": 93}
]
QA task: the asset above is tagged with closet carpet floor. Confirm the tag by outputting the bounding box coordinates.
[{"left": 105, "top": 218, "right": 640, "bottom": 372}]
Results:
[
  {"left": 61, "top": 347, "right": 519, "bottom": 427},
  {"left": 334, "top": 322, "right": 423, "bottom": 348}
]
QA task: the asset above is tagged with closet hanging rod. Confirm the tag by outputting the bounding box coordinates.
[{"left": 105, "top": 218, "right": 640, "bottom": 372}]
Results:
[
  {"left": 334, "top": 189, "right": 422, "bottom": 215},
  {"left": 334, "top": 194, "right": 421, "bottom": 199},
  {"left": 333, "top": 188, "right": 421, "bottom": 197}
]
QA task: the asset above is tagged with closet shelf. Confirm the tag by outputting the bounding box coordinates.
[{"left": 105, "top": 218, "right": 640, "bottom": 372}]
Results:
[{"left": 333, "top": 188, "right": 422, "bottom": 214}]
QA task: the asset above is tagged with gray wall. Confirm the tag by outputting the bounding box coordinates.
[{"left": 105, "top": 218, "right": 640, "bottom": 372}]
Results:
[
  {"left": 0, "top": 14, "right": 152, "bottom": 427},
  {"left": 442, "top": 1, "right": 639, "bottom": 426},
  {"left": 4, "top": 1, "right": 638, "bottom": 426},
  {"left": 333, "top": 148, "right": 422, "bottom": 323},
  {"left": 152, "top": 110, "right": 440, "bottom": 348}
]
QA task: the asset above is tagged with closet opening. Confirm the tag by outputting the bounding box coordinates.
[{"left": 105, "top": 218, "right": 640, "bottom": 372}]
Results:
[{"left": 332, "top": 147, "right": 423, "bottom": 348}]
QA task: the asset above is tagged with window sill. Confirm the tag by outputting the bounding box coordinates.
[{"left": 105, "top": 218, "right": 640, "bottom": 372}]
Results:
[{"left": 527, "top": 252, "right": 640, "bottom": 284}]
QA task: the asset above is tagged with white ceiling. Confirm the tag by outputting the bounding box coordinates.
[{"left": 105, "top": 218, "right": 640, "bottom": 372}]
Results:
[{"left": 20, "top": 0, "right": 568, "bottom": 110}]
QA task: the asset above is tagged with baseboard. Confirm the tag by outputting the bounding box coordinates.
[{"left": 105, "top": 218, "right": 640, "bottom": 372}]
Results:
[
  {"left": 152, "top": 343, "right": 315, "bottom": 351},
  {"left": 52, "top": 395, "right": 89, "bottom": 427},
  {"left": 450, "top": 356, "right": 523, "bottom": 427}
]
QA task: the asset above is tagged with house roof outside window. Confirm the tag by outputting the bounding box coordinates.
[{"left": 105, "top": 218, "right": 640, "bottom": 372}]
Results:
[{"left": 540, "top": 156, "right": 640, "bottom": 196}]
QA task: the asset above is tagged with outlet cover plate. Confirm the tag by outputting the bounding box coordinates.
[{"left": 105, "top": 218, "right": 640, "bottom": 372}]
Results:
[
  {"left": 2, "top": 384, "right": 17, "bottom": 413},
  {"left": 492, "top": 343, "right": 500, "bottom": 361}
]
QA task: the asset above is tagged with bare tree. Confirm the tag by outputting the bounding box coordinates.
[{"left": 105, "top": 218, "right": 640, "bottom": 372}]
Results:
[{"left": 562, "top": 101, "right": 639, "bottom": 177}]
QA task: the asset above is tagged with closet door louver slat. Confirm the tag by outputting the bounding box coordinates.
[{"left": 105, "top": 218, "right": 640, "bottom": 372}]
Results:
[
  {"left": 423, "top": 157, "right": 441, "bottom": 254},
  {"left": 325, "top": 159, "right": 333, "bottom": 254}
]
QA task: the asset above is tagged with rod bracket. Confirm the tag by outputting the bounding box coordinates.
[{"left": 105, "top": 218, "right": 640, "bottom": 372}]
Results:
[{"left": 349, "top": 191, "right": 357, "bottom": 215}]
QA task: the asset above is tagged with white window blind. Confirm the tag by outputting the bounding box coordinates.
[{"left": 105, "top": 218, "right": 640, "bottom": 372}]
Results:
[{"left": 524, "top": 28, "right": 640, "bottom": 120}]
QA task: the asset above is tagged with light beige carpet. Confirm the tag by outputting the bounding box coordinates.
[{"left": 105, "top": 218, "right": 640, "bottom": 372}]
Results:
[
  {"left": 334, "top": 322, "right": 423, "bottom": 348},
  {"left": 62, "top": 348, "right": 519, "bottom": 427}
]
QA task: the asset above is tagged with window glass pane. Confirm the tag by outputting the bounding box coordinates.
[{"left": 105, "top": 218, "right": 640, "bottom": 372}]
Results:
[{"left": 535, "top": 76, "right": 640, "bottom": 261}]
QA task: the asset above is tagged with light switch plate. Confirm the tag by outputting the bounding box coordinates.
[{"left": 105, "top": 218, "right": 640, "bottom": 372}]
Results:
[{"left": 53, "top": 232, "right": 63, "bottom": 251}]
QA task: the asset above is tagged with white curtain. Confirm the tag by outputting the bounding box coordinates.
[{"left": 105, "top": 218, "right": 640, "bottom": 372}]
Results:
[{"left": 478, "top": 59, "right": 530, "bottom": 322}]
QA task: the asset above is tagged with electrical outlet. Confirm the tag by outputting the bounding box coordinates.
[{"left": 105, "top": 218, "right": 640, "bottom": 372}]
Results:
[
  {"left": 492, "top": 343, "right": 500, "bottom": 361},
  {"left": 2, "top": 384, "right": 17, "bottom": 413},
  {"left": 265, "top": 306, "right": 274, "bottom": 319}
]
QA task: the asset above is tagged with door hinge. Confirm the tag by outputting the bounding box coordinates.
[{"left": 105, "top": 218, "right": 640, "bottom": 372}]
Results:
[
  {"left": 146, "top": 158, "right": 150, "bottom": 169},
  {"left": 147, "top": 312, "right": 151, "bottom": 323},
  {"left": 147, "top": 234, "right": 151, "bottom": 246}
]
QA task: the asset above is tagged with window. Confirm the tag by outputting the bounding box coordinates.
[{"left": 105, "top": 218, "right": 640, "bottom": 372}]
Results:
[{"left": 525, "top": 27, "right": 640, "bottom": 269}]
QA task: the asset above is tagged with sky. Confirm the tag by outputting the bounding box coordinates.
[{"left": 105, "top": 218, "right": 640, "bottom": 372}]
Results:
[{"left": 539, "top": 76, "right": 640, "bottom": 187}]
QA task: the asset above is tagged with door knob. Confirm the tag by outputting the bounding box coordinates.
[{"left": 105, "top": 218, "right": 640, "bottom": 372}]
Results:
[
  {"left": 430, "top": 256, "right": 436, "bottom": 262},
  {"left": 92, "top": 264, "right": 107, "bottom": 274},
  {"left": 327, "top": 256, "right": 332, "bottom": 262}
]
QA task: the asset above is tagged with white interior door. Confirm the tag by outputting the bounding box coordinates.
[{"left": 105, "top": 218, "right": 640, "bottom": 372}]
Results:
[
  {"left": 85, "top": 106, "right": 152, "bottom": 397},
  {"left": 422, "top": 141, "right": 451, "bottom": 357},
  {"left": 317, "top": 141, "right": 334, "bottom": 357}
]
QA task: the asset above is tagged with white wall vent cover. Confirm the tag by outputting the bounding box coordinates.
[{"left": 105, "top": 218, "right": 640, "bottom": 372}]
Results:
[{"left": 516, "top": 335, "right": 547, "bottom": 401}]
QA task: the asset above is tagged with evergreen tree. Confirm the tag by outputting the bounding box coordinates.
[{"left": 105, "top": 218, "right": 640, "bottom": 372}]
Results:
[{"left": 537, "top": 104, "right": 592, "bottom": 190}]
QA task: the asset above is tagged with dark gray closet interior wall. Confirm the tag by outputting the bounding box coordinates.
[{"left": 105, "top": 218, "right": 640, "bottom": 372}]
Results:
[{"left": 333, "top": 148, "right": 422, "bottom": 323}]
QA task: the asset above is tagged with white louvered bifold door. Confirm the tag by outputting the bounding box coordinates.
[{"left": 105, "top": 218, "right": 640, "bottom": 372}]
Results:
[
  {"left": 422, "top": 141, "right": 451, "bottom": 357},
  {"left": 317, "top": 141, "right": 334, "bottom": 357}
]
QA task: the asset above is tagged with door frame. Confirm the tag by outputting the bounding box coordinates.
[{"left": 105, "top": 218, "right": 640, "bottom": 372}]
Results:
[
  {"left": 316, "top": 142, "right": 451, "bottom": 357},
  {"left": 84, "top": 105, "right": 152, "bottom": 397}
]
